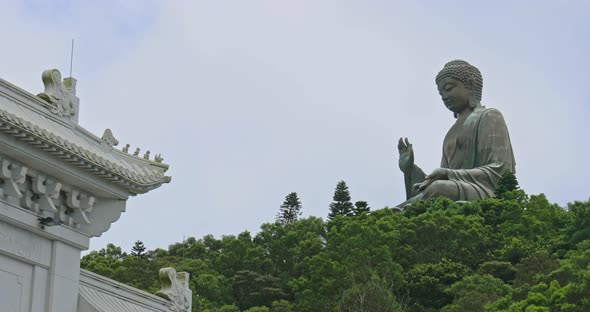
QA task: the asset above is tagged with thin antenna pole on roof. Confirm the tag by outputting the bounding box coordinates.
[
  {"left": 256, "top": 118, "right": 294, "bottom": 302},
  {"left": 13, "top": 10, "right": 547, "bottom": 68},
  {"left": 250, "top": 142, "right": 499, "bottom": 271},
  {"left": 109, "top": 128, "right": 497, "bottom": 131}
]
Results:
[{"left": 69, "top": 39, "right": 75, "bottom": 77}]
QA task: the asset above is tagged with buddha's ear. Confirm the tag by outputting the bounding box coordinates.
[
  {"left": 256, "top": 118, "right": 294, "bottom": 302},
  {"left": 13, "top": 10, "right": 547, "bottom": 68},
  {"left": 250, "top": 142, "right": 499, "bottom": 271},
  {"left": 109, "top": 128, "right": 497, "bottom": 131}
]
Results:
[
  {"left": 467, "top": 76, "right": 479, "bottom": 108},
  {"left": 466, "top": 76, "right": 477, "bottom": 91}
]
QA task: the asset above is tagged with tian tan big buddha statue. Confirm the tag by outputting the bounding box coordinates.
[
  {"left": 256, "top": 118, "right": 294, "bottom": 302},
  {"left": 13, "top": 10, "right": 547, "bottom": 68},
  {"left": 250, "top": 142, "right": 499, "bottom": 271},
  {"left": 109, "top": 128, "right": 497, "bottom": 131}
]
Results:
[{"left": 396, "top": 60, "right": 515, "bottom": 208}]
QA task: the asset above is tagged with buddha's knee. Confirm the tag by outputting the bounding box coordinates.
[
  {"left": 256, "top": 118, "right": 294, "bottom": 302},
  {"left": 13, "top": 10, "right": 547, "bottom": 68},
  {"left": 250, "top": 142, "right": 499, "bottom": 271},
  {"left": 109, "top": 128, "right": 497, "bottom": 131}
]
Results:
[{"left": 422, "top": 180, "right": 459, "bottom": 201}]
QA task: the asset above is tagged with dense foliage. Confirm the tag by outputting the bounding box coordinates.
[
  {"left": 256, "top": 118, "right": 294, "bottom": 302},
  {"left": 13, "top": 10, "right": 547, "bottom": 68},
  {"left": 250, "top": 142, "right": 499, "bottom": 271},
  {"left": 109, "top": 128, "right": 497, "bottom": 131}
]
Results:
[
  {"left": 328, "top": 181, "right": 355, "bottom": 220},
  {"left": 277, "top": 192, "right": 303, "bottom": 224},
  {"left": 82, "top": 187, "right": 590, "bottom": 311}
]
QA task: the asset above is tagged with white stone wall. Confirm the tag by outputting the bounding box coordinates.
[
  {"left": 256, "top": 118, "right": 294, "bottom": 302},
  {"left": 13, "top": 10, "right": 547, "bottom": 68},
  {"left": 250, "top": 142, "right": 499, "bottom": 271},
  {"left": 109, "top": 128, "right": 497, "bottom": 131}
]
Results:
[{"left": 0, "top": 201, "right": 88, "bottom": 312}]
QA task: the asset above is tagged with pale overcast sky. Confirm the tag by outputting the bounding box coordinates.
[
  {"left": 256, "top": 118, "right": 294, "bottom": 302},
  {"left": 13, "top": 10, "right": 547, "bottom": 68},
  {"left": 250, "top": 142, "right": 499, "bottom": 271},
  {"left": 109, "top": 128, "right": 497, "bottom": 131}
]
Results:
[{"left": 1, "top": 1, "right": 588, "bottom": 253}]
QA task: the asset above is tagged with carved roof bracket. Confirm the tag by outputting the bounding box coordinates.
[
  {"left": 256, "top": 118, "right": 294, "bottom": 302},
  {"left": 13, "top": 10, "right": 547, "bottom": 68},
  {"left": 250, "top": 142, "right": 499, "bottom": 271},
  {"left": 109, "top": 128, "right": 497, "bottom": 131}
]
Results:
[{"left": 0, "top": 153, "right": 126, "bottom": 237}]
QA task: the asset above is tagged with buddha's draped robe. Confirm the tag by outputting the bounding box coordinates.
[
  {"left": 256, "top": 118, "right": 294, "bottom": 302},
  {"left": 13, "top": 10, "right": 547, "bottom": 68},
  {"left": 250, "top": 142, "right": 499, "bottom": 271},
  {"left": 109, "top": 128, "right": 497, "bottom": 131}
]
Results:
[{"left": 404, "top": 106, "right": 515, "bottom": 202}]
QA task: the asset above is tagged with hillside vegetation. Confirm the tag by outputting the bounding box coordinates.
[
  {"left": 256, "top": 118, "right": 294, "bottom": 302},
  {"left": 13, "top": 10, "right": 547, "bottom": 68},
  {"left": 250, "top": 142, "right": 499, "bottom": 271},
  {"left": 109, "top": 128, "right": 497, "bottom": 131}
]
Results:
[{"left": 82, "top": 181, "right": 590, "bottom": 311}]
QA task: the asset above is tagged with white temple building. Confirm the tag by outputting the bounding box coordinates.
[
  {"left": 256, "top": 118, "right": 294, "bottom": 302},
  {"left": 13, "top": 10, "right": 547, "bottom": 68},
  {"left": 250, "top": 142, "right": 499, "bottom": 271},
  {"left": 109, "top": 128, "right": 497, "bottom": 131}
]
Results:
[{"left": 0, "top": 69, "right": 191, "bottom": 312}]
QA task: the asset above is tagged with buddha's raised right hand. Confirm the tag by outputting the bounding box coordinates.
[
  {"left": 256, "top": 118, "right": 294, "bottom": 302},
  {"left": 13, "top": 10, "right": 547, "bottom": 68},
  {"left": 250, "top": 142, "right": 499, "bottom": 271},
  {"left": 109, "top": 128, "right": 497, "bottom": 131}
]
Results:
[{"left": 398, "top": 137, "right": 414, "bottom": 174}]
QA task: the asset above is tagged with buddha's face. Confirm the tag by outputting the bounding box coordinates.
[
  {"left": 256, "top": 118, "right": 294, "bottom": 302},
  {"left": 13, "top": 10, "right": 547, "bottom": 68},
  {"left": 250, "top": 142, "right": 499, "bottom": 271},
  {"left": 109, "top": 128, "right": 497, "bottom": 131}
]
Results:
[{"left": 437, "top": 77, "right": 471, "bottom": 114}]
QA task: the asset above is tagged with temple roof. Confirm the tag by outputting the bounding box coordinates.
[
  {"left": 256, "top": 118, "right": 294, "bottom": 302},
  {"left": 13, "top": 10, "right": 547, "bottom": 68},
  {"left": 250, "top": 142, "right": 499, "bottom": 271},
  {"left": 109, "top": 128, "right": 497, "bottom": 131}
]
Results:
[
  {"left": 0, "top": 71, "right": 170, "bottom": 195},
  {"left": 79, "top": 269, "right": 172, "bottom": 312}
]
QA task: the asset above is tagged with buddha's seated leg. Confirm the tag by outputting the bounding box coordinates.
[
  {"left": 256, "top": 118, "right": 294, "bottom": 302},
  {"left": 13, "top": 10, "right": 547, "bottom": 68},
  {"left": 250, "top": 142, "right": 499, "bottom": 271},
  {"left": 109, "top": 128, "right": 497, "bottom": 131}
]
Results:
[
  {"left": 395, "top": 180, "right": 464, "bottom": 209},
  {"left": 395, "top": 180, "right": 461, "bottom": 209},
  {"left": 421, "top": 180, "right": 460, "bottom": 201}
]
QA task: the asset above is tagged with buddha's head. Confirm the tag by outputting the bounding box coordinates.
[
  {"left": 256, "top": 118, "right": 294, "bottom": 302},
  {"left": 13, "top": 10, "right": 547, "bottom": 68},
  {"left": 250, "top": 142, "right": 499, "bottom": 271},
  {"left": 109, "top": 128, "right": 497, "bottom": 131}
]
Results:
[{"left": 435, "top": 60, "right": 483, "bottom": 117}]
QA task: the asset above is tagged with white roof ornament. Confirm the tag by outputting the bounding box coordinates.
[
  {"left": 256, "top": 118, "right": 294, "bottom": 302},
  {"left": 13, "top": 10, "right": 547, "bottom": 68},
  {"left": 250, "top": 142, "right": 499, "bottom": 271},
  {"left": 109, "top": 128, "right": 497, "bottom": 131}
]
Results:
[
  {"left": 156, "top": 268, "right": 192, "bottom": 312},
  {"left": 101, "top": 128, "right": 119, "bottom": 147},
  {"left": 37, "top": 69, "right": 79, "bottom": 122}
]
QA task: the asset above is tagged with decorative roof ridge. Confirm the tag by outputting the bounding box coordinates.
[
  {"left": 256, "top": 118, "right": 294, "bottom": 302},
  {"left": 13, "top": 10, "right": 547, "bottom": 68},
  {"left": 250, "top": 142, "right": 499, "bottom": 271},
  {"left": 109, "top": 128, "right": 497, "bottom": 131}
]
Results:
[
  {"left": 112, "top": 148, "right": 170, "bottom": 170},
  {"left": 72, "top": 126, "right": 169, "bottom": 169},
  {"left": 0, "top": 77, "right": 75, "bottom": 128},
  {"left": 73, "top": 124, "right": 169, "bottom": 168},
  {"left": 0, "top": 107, "right": 171, "bottom": 194},
  {"left": 73, "top": 123, "right": 103, "bottom": 143}
]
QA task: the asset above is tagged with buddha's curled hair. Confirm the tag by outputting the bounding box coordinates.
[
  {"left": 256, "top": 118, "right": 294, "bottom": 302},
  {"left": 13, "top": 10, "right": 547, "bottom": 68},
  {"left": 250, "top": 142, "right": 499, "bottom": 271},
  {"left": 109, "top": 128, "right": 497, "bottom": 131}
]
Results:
[{"left": 436, "top": 60, "right": 483, "bottom": 102}]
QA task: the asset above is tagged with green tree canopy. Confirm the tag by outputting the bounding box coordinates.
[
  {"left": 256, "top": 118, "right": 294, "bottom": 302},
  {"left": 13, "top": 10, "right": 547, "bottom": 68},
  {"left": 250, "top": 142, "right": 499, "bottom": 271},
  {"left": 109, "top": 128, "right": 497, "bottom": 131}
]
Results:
[
  {"left": 352, "top": 200, "right": 370, "bottom": 216},
  {"left": 328, "top": 180, "right": 354, "bottom": 220},
  {"left": 276, "top": 192, "right": 302, "bottom": 224},
  {"left": 81, "top": 187, "right": 590, "bottom": 312},
  {"left": 131, "top": 240, "right": 146, "bottom": 258}
]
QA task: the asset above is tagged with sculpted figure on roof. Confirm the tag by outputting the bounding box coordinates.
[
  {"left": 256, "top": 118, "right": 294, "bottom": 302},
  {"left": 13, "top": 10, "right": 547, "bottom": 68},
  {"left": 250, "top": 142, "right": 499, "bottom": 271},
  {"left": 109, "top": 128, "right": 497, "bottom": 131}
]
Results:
[
  {"left": 157, "top": 268, "right": 192, "bottom": 312},
  {"left": 37, "top": 69, "right": 79, "bottom": 120},
  {"left": 396, "top": 60, "right": 515, "bottom": 208},
  {"left": 101, "top": 129, "right": 119, "bottom": 147}
]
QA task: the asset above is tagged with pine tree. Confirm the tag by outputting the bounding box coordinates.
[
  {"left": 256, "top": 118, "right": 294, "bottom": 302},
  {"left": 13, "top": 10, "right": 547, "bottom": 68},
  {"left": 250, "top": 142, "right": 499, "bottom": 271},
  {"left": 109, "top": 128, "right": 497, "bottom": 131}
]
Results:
[
  {"left": 131, "top": 240, "right": 146, "bottom": 258},
  {"left": 277, "top": 192, "right": 302, "bottom": 224},
  {"left": 328, "top": 180, "right": 354, "bottom": 220},
  {"left": 353, "top": 201, "right": 371, "bottom": 216},
  {"left": 495, "top": 170, "right": 527, "bottom": 202},
  {"left": 495, "top": 171, "right": 520, "bottom": 199}
]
